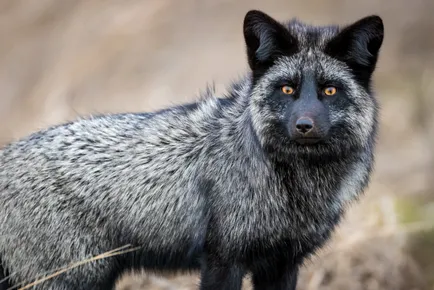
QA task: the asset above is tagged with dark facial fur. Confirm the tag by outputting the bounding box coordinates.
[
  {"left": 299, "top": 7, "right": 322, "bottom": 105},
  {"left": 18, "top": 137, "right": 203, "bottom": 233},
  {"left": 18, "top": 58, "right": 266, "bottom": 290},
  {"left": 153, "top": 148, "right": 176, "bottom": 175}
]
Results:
[
  {"left": 0, "top": 10, "right": 383, "bottom": 290},
  {"left": 245, "top": 10, "right": 383, "bottom": 162}
]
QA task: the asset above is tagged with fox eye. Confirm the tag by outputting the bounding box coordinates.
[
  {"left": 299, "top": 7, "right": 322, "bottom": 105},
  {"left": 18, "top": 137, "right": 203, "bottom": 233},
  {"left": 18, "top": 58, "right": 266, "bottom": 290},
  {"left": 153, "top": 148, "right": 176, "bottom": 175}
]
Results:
[
  {"left": 324, "top": 86, "right": 337, "bottom": 96},
  {"left": 281, "top": 85, "right": 295, "bottom": 95}
]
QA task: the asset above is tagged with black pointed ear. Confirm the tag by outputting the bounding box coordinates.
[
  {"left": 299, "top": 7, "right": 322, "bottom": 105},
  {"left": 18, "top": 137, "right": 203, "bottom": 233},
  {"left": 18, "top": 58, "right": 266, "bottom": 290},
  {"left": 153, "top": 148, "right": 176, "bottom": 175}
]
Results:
[
  {"left": 243, "top": 10, "right": 298, "bottom": 74},
  {"left": 325, "top": 15, "right": 384, "bottom": 84}
]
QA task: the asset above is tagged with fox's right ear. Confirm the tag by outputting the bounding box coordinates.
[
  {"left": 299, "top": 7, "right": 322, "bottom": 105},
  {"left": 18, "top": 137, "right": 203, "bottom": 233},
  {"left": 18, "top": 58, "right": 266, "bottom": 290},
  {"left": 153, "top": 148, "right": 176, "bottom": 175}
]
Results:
[{"left": 243, "top": 10, "right": 298, "bottom": 75}]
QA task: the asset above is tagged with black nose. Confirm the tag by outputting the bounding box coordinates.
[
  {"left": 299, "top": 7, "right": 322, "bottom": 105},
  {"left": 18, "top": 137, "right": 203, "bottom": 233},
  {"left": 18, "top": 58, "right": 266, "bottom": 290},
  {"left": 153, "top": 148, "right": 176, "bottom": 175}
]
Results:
[{"left": 296, "top": 117, "right": 314, "bottom": 134}]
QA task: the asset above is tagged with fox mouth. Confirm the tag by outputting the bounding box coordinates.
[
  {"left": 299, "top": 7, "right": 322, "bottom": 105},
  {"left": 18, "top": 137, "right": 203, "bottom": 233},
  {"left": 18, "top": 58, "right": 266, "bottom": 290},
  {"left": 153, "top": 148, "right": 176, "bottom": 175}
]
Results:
[{"left": 294, "top": 137, "right": 322, "bottom": 145}]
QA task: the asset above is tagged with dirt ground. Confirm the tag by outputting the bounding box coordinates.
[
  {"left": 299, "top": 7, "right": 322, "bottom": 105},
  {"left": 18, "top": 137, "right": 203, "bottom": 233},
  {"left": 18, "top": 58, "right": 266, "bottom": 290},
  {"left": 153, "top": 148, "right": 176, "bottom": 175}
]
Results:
[{"left": 1, "top": 1, "right": 433, "bottom": 289}]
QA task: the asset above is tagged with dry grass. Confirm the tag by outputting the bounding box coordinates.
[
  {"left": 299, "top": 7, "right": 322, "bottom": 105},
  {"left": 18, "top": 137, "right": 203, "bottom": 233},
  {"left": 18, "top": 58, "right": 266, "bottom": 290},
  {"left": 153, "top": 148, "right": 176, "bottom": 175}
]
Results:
[
  {"left": 1, "top": 0, "right": 433, "bottom": 289},
  {"left": 8, "top": 245, "right": 140, "bottom": 290}
]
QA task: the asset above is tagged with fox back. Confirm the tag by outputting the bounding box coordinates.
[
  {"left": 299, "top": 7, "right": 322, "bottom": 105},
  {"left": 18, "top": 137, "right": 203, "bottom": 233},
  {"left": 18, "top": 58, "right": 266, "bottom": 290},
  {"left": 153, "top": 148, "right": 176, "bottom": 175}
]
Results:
[{"left": 0, "top": 10, "right": 383, "bottom": 290}]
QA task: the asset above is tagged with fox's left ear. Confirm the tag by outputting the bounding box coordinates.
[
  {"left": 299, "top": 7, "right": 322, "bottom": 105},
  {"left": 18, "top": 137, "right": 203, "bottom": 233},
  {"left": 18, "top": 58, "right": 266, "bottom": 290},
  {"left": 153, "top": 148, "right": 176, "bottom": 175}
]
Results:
[
  {"left": 325, "top": 15, "right": 384, "bottom": 75},
  {"left": 243, "top": 10, "right": 298, "bottom": 76}
]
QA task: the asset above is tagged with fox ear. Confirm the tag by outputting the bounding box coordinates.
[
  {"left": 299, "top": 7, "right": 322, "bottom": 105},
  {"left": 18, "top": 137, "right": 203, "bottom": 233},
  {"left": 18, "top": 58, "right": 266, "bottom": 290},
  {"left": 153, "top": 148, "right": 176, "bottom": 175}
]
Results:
[
  {"left": 325, "top": 15, "right": 384, "bottom": 79},
  {"left": 243, "top": 10, "right": 298, "bottom": 74}
]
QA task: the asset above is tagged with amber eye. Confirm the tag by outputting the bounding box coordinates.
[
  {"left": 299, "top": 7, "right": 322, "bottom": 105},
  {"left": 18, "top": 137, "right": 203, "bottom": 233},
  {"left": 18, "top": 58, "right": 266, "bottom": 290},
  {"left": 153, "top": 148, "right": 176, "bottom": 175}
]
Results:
[
  {"left": 324, "top": 86, "right": 337, "bottom": 96},
  {"left": 281, "top": 85, "right": 294, "bottom": 95}
]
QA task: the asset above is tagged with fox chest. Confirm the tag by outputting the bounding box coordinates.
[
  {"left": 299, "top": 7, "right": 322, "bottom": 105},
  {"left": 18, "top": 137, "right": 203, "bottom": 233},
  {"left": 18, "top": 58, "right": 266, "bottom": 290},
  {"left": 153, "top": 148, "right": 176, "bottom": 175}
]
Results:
[
  {"left": 206, "top": 159, "right": 368, "bottom": 263},
  {"left": 210, "top": 178, "right": 364, "bottom": 260},
  {"left": 208, "top": 203, "right": 340, "bottom": 266}
]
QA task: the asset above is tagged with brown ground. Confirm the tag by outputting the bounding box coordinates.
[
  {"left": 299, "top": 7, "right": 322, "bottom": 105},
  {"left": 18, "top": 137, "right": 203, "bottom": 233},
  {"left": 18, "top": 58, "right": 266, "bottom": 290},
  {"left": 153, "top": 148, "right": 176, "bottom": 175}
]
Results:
[{"left": 1, "top": 1, "right": 433, "bottom": 289}]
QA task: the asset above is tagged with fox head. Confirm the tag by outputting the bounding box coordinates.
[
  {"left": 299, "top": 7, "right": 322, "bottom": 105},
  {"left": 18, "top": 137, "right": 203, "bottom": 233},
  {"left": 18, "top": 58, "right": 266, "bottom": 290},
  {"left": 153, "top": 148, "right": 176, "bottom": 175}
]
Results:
[{"left": 244, "top": 10, "right": 384, "bottom": 159}]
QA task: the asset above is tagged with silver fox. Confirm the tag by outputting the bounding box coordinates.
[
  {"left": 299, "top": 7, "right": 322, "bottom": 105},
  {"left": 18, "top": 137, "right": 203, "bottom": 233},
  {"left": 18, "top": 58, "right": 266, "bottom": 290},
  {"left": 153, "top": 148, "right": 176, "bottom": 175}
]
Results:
[{"left": 0, "top": 10, "right": 384, "bottom": 290}]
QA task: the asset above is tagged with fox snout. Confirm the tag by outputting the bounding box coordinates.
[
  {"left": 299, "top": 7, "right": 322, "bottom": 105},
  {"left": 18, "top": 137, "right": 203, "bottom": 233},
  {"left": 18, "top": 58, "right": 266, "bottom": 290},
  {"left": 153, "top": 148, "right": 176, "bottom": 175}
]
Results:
[
  {"left": 293, "top": 116, "right": 322, "bottom": 144},
  {"left": 290, "top": 110, "right": 330, "bottom": 145},
  {"left": 295, "top": 117, "right": 314, "bottom": 134}
]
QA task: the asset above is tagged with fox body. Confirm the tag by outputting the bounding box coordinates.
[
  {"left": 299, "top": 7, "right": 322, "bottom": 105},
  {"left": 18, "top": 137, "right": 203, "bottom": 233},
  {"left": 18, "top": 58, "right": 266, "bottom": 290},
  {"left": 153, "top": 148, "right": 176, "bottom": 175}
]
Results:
[{"left": 0, "top": 10, "right": 383, "bottom": 290}]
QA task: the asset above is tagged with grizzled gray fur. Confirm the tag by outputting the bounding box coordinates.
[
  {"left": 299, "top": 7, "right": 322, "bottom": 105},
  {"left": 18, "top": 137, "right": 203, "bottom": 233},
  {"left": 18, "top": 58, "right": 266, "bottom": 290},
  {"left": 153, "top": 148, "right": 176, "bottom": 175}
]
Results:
[{"left": 0, "top": 10, "right": 384, "bottom": 290}]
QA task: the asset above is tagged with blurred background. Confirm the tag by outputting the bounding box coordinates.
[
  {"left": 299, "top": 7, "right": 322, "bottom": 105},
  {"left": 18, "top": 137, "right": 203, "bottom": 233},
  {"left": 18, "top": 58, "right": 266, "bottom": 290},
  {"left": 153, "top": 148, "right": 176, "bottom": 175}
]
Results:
[{"left": 1, "top": 0, "right": 433, "bottom": 289}]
